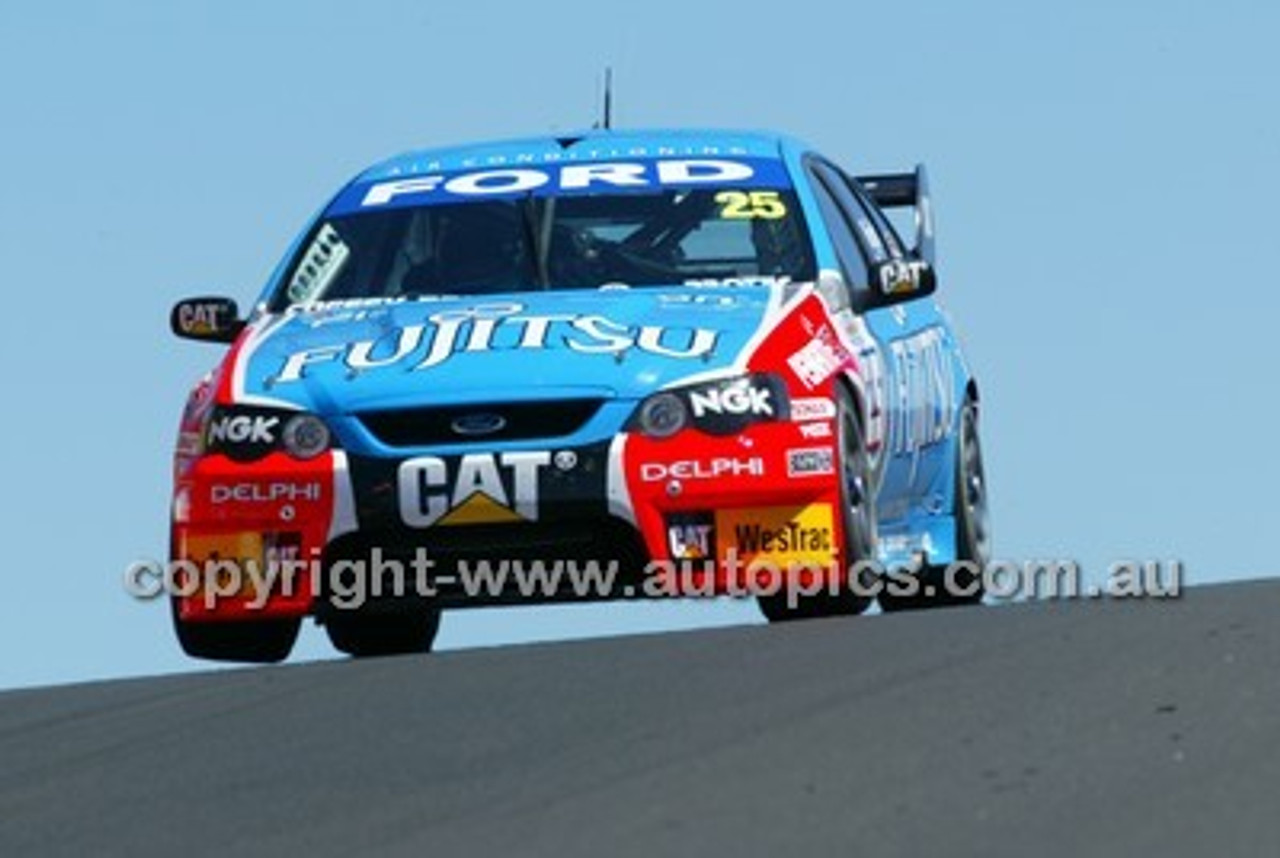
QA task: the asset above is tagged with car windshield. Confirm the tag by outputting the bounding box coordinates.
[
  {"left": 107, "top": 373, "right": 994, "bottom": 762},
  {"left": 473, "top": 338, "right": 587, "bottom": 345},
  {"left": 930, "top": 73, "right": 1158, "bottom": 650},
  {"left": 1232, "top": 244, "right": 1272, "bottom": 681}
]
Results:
[{"left": 274, "top": 186, "right": 815, "bottom": 308}]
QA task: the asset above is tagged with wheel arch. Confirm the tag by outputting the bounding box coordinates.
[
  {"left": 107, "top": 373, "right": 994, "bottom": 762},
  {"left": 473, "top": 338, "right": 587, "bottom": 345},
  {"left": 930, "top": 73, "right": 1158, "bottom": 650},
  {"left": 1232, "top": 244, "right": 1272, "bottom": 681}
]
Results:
[{"left": 833, "top": 374, "right": 866, "bottom": 431}]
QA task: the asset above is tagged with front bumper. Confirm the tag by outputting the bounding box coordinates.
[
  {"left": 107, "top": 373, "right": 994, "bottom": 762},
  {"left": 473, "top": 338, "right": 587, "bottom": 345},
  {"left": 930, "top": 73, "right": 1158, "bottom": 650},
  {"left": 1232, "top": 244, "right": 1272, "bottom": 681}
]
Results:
[{"left": 172, "top": 412, "right": 845, "bottom": 620}]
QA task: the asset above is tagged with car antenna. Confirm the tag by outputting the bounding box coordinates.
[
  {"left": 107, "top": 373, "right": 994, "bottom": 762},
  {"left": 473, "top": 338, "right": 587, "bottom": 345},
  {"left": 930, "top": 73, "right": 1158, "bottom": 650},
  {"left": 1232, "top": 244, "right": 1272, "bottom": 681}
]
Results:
[{"left": 593, "top": 67, "right": 613, "bottom": 131}]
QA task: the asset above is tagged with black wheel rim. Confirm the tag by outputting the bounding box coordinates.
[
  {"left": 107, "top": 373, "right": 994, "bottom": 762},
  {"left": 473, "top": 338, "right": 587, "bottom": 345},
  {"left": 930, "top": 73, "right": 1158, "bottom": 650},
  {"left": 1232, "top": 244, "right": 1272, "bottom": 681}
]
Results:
[
  {"left": 839, "top": 399, "right": 875, "bottom": 563},
  {"left": 960, "top": 406, "right": 991, "bottom": 564}
]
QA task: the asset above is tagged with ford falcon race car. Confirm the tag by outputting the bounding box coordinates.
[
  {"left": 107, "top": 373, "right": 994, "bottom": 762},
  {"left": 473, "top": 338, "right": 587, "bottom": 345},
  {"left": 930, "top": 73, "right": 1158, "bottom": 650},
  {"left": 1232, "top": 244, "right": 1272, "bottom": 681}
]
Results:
[{"left": 167, "top": 128, "right": 990, "bottom": 662}]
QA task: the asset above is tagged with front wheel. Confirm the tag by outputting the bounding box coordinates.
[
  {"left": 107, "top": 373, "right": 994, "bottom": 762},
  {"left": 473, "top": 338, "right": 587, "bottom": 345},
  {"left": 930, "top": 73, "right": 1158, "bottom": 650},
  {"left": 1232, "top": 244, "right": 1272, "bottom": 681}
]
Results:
[
  {"left": 324, "top": 608, "right": 441, "bottom": 658},
  {"left": 759, "top": 385, "right": 875, "bottom": 622},
  {"left": 171, "top": 599, "right": 300, "bottom": 663}
]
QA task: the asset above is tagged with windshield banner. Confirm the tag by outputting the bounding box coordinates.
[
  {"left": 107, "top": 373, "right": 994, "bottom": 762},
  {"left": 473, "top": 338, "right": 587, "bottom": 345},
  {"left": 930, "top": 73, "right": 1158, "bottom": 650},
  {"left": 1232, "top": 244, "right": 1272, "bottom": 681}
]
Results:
[{"left": 326, "top": 157, "right": 793, "bottom": 216}]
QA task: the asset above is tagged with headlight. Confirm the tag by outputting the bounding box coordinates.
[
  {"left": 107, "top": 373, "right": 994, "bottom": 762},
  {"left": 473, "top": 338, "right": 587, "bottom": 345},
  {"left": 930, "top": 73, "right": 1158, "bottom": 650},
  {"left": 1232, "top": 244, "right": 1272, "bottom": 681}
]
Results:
[
  {"left": 203, "top": 405, "right": 333, "bottom": 461},
  {"left": 282, "top": 414, "right": 332, "bottom": 460},
  {"left": 629, "top": 374, "right": 789, "bottom": 439},
  {"left": 636, "top": 392, "right": 688, "bottom": 438}
]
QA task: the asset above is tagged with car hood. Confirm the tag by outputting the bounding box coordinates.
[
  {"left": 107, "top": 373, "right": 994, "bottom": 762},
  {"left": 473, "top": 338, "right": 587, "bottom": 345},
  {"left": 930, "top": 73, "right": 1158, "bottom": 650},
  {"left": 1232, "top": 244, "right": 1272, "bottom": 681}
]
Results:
[{"left": 235, "top": 286, "right": 789, "bottom": 414}]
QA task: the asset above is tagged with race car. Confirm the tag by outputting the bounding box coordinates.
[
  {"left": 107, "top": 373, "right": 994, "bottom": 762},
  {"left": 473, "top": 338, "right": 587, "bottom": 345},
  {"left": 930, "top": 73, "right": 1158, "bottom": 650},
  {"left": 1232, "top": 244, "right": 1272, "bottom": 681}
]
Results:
[{"left": 166, "top": 128, "right": 990, "bottom": 662}]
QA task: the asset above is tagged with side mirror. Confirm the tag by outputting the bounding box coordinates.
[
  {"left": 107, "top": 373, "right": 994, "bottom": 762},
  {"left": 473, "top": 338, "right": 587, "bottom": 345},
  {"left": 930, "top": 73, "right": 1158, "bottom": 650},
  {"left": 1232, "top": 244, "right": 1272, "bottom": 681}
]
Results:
[
  {"left": 873, "top": 258, "right": 936, "bottom": 301},
  {"left": 170, "top": 297, "right": 245, "bottom": 343}
]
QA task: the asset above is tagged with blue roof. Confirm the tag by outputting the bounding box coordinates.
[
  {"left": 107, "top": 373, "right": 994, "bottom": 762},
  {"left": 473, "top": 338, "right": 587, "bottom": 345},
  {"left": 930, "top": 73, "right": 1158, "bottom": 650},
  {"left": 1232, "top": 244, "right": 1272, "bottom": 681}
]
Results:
[{"left": 356, "top": 128, "right": 814, "bottom": 182}]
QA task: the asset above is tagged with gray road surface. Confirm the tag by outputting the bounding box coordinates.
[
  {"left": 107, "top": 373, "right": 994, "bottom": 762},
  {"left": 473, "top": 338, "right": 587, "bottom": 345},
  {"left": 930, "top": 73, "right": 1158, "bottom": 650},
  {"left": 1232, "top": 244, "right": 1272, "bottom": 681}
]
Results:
[{"left": 2, "top": 582, "right": 1277, "bottom": 856}]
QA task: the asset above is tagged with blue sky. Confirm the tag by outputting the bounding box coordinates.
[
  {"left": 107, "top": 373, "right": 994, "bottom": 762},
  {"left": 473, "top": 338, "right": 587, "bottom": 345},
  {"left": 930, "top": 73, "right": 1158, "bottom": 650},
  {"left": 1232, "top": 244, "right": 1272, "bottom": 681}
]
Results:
[{"left": 1, "top": 0, "right": 1275, "bottom": 690}]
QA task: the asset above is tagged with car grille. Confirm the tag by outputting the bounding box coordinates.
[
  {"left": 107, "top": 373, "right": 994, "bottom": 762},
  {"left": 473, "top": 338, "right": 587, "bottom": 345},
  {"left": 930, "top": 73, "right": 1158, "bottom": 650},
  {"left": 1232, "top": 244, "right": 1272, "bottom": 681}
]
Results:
[
  {"left": 317, "top": 519, "right": 650, "bottom": 609},
  {"left": 355, "top": 399, "right": 606, "bottom": 448}
]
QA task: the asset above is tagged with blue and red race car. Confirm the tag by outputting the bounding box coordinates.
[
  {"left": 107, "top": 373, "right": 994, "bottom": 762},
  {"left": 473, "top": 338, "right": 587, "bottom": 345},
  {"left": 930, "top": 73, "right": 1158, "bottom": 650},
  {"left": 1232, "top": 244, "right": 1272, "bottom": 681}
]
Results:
[{"left": 167, "top": 128, "right": 990, "bottom": 661}]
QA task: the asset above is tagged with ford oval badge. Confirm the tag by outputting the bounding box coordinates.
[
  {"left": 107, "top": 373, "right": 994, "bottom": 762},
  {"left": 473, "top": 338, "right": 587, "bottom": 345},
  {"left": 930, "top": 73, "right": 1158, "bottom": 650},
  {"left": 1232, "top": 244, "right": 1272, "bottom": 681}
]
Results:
[{"left": 451, "top": 412, "right": 507, "bottom": 436}]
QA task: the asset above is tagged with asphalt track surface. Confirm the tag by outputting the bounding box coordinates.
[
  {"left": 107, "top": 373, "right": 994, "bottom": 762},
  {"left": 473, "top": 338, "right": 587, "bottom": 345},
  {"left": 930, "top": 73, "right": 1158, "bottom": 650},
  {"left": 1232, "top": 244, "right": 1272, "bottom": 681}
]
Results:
[{"left": 2, "top": 581, "right": 1278, "bottom": 857}]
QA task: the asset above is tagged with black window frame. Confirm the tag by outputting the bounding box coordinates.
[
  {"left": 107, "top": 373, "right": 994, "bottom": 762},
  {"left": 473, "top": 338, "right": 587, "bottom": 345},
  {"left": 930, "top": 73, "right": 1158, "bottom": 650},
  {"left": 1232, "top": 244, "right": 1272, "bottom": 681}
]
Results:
[{"left": 804, "top": 156, "right": 882, "bottom": 308}]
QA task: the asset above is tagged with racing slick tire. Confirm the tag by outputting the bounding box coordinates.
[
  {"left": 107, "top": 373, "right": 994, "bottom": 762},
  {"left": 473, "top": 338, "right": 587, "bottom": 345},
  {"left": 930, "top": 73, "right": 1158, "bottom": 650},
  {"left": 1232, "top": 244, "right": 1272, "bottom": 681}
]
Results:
[
  {"left": 880, "top": 398, "right": 990, "bottom": 612},
  {"left": 171, "top": 599, "right": 301, "bottom": 663},
  {"left": 324, "top": 607, "right": 442, "bottom": 658},
  {"left": 759, "top": 385, "right": 876, "bottom": 622}
]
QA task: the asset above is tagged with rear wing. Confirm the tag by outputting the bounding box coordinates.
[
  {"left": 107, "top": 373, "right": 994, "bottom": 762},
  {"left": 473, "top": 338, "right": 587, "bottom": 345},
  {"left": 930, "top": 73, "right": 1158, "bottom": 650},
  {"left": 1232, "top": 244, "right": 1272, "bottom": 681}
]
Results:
[{"left": 856, "top": 164, "right": 935, "bottom": 266}]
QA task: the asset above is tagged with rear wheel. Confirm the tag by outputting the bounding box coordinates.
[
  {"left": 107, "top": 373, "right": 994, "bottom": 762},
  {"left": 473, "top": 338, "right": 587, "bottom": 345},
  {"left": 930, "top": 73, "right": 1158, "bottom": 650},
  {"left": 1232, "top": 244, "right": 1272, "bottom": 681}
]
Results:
[
  {"left": 759, "top": 385, "right": 875, "bottom": 622},
  {"left": 880, "top": 399, "right": 990, "bottom": 612},
  {"left": 171, "top": 599, "right": 300, "bottom": 663},
  {"left": 324, "top": 608, "right": 441, "bottom": 658}
]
